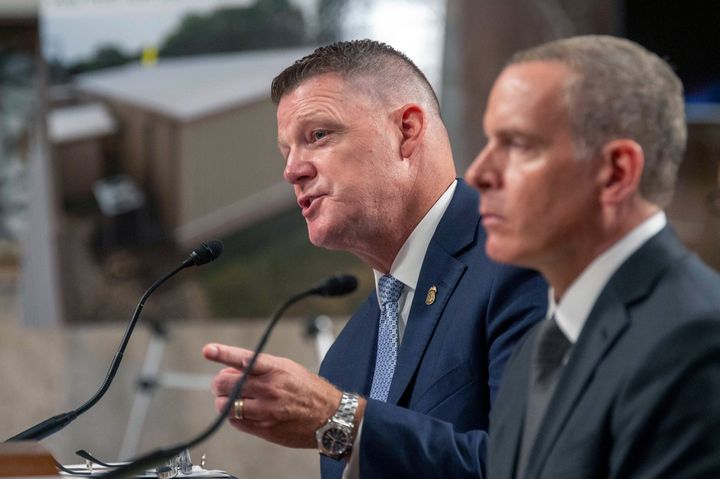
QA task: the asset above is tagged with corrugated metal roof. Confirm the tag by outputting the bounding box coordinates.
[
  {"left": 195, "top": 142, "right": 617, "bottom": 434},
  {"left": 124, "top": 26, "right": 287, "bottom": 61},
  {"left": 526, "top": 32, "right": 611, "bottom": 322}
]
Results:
[
  {"left": 74, "top": 48, "right": 312, "bottom": 122},
  {"left": 48, "top": 102, "right": 117, "bottom": 143}
]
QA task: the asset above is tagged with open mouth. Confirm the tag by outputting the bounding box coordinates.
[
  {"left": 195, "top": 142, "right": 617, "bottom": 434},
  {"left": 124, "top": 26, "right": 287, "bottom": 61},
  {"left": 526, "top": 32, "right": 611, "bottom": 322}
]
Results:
[{"left": 299, "top": 194, "right": 326, "bottom": 216}]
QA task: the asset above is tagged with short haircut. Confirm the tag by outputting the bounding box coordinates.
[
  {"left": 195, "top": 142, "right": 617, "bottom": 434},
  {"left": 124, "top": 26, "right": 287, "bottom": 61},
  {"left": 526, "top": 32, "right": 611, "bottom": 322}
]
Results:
[
  {"left": 510, "top": 35, "right": 686, "bottom": 207},
  {"left": 271, "top": 39, "right": 440, "bottom": 113}
]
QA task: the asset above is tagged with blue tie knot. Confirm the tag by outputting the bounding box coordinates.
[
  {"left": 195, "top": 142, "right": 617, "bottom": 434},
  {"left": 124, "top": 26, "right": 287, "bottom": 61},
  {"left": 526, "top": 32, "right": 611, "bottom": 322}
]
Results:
[{"left": 378, "top": 275, "right": 403, "bottom": 306}]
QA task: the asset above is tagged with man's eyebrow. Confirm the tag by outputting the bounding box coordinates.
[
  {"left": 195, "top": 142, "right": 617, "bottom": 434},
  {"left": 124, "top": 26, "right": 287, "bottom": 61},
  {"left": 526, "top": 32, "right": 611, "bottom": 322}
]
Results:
[
  {"left": 494, "top": 128, "right": 541, "bottom": 142},
  {"left": 494, "top": 128, "right": 527, "bottom": 138}
]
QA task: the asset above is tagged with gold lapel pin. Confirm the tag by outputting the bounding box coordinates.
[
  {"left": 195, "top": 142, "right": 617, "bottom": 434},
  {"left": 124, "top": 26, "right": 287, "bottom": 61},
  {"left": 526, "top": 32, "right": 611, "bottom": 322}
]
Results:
[{"left": 425, "top": 285, "right": 437, "bottom": 305}]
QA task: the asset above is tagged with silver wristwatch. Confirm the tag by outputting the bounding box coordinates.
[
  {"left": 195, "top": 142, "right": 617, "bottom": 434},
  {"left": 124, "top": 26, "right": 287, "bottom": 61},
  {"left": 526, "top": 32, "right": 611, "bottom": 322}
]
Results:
[{"left": 315, "top": 392, "right": 360, "bottom": 460}]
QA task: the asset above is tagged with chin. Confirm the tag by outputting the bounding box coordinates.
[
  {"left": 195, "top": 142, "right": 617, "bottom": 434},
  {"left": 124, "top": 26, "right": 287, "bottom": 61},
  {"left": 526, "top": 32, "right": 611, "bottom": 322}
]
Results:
[
  {"left": 307, "top": 230, "right": 330, "bottom": 249},
  {"left": 307, "top": 224, "right": 343, "bottom": 251},
  {"left": 485, "top": 239, "right": 526, "bottom": 268}
]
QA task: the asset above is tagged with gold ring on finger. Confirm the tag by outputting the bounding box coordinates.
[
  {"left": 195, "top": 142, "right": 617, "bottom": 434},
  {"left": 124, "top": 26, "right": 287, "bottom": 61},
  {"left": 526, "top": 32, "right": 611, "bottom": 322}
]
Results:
[{"left": 233, "top": 398, "right": 244, "bottom": 420}]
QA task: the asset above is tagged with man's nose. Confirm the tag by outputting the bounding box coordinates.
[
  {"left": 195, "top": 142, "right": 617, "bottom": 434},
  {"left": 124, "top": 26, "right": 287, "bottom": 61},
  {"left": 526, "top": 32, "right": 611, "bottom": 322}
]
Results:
[
  {"left": 283, "top": 150, "right": 317, "bottom": 185},
  {"left": 464, "top": 144, "right": 500, "bottom": 192}
]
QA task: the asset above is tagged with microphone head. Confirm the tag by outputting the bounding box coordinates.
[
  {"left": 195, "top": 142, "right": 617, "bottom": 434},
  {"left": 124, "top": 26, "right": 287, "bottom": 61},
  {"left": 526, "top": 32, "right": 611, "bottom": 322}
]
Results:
[
  {"left": 188, "top": 240, "right": 224, "bottom": 266},
  {"left": 313, "top": 274, "right": 358, "bottom": 297}
]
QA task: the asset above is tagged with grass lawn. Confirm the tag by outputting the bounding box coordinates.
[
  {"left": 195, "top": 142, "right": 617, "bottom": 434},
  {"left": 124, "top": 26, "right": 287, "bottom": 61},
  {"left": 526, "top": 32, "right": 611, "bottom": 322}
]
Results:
[{"left": 197, "top": 208, "right": 374, "bottom": 319}]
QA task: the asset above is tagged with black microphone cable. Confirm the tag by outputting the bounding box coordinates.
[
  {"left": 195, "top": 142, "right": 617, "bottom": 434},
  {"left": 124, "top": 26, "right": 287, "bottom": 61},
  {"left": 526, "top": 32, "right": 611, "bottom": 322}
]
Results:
[
  {"left": 6, "top": 240, "right": 224, "bottom": 442},
  {"left": 99, "top": 274, "right": 358, "bottom": 479}
]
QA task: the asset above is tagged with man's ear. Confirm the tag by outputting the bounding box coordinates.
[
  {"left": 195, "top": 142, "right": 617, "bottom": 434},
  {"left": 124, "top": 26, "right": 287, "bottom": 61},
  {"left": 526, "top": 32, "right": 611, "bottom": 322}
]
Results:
[
  {"left": 598, "top": 139, "right": 645, "bottom": 205},
  {"left": 395, "top": 104, "right": 426, "bottom": 159}
]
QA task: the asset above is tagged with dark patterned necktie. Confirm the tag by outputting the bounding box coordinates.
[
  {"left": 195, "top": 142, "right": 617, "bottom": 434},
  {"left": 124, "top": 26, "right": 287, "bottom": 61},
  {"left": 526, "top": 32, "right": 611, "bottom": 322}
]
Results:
[{"left": 516, "top": 316, "right": 572, "bottom": 478}]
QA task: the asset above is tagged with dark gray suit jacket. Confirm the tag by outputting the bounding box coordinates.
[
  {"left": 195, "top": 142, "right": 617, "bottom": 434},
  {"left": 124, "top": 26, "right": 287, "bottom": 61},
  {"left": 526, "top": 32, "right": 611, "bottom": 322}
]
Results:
[{"left": 488, "top": 226, "right": 720, "bottom": 479}]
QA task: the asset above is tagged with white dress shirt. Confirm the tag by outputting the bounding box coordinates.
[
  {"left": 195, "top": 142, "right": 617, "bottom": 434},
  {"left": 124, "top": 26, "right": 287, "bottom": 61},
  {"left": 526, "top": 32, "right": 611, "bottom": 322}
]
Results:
[
  {"left": 342, "top": 180, "right": 457, "bottom": 478},
  {"left": 550, "top": 211, "right": 667, "bottom": 343}
]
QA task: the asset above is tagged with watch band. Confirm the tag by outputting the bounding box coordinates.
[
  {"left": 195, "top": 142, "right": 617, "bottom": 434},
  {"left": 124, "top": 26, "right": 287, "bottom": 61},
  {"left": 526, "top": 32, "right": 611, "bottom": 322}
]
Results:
[{"left": 334, "top": 392, "right": 359, "bottom": 426}]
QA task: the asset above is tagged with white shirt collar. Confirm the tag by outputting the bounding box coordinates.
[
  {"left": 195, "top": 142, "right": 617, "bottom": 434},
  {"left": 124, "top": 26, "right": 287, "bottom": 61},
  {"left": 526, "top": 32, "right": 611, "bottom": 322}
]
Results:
[
  {"left": 551, "top": 211, "right": 667, "bottom": 343},
  {"left": 373, "top": 180, "right": 457, "bottom": 296}
]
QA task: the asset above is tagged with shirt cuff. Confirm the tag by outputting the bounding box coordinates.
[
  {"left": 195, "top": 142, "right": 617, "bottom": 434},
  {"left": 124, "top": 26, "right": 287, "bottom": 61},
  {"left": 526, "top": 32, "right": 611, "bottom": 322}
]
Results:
[{"left": 341, "top": 418, "right": 363, "bottom": 479}]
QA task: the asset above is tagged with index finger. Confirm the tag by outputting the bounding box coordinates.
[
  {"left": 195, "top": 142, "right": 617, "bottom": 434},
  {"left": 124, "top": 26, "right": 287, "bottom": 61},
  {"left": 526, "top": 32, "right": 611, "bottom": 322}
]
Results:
[{"left": 203, "top": 343, "right": 274, "bottom": 374}]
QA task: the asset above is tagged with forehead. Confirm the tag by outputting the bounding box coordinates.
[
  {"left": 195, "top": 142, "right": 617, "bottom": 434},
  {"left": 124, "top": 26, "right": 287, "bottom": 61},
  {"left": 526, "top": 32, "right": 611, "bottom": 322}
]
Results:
[
  {"left": 485, "top": 61, "right": 574, "bottom": 131},
  {"left": 277, "top": 73, "right": 376, "bottom": 120}
]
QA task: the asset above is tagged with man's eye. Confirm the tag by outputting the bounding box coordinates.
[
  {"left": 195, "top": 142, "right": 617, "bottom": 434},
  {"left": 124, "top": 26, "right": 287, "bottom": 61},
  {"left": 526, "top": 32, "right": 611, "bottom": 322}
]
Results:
[
  {"left": 312, "top": 130, "right": 328, "bottom": 141},
  {"left": 503, "top": 137, "right": 531, "bottom": 151}
]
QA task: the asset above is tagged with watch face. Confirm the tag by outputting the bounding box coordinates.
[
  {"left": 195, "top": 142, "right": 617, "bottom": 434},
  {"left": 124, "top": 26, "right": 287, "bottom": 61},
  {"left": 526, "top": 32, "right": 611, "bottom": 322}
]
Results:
[{"left": 321, "top": 427, "right": 351, "bottom": 454}]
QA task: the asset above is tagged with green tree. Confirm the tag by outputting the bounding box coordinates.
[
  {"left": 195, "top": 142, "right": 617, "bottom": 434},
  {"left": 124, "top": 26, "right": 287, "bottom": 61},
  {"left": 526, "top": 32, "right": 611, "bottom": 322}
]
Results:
[
  {"left": 69, "top": 44, "right": 135, "bottom": 74},
  {"left": 160, "top": 0, "right": 306, "bottom": 57}
]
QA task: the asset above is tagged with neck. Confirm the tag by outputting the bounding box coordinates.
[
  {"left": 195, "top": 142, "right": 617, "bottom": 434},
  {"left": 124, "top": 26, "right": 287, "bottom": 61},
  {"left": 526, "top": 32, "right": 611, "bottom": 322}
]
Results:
[
  {"left": 544, "top": 202, "right": 659, "bottom": 299},
  {"left": 356, "top": 176, "right": 455, "bottom": 274},
  {"left": 356, "top": 242, "right": 405, "bottom": 274}
]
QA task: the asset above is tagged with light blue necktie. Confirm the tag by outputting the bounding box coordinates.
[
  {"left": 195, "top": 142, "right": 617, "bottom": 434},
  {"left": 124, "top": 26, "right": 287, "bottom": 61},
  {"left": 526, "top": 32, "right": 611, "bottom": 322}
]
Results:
[{"left": 369, "top": 274, "right": 404, "bottom": 402}]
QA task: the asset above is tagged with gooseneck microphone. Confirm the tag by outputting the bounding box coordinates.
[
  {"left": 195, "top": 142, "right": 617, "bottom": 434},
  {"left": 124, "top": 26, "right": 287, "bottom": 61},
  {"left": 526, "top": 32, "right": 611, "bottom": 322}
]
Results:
[
  {"left": 6, "top": 240, "right": 224, "bottom": 442},
  {"left": 100, "top": 274, "right": 358, "bottom": 479},
  {"left": 182, "top": 240, "right": 223, "bottom": 268},
  {"left": 308, "top": 274, "right": 358, "bottom": 297}
]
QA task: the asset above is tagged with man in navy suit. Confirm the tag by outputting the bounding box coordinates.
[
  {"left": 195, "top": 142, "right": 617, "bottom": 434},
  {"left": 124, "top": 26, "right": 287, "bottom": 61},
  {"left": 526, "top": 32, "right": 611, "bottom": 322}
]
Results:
[
  {"left": 203, "top": 40, "right": 546, "bottom": 478},
  {"left": 465, "top": 35, "right": 720, "bottom": 478}
]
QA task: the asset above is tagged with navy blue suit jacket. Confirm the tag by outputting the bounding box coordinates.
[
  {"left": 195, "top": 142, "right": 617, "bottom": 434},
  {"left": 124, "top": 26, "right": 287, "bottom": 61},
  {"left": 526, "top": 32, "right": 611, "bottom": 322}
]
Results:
[
  {"left": 488, "top": 226, "right": 720, "bottom": 479},
  {"left": 318, "top": 180, "right": 548, "bottom": 479}
]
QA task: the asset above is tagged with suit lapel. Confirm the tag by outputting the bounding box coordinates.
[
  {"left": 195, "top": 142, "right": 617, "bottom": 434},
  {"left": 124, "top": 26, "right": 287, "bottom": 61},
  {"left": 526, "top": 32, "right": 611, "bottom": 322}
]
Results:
[
  {"left": 490, "top": 328, "right": 537, "bottom": 479},
  {"left": 349, "top": 298, "right": 382, "bottom": 395},
  {"left": 387, "top": 247, "right": 466, "bottom": 403},
  {"left": 386, "top": 180, "right": 478, "bottom": 404},
  {"left": 525, "top": 226, "right": 689, "bottom": 477},
  {"left": 321, "top": 295, "right": 380, "bottom": 395}
]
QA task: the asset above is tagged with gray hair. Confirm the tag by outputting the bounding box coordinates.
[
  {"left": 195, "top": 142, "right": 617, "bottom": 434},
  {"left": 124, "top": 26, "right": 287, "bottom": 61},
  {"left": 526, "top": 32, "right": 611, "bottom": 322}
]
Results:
[
  {"left": 510, "top": 35, "right": 686, "bottom": 207},
  {"left": 271, "top": 39, "right": 440, "bottom": 114}
]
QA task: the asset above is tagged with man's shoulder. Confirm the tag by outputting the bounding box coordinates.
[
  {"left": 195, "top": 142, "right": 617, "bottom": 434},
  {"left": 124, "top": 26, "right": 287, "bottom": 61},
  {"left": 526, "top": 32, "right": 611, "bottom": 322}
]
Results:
[
  {"left": 618, "top": 227, "right": 720, "bottom": 318},
  {"left": 598, "top": 235, "right": 720, "bottom": 367},
  {"left": 636, "top": 252, "right": 720, "bottom": 330}
]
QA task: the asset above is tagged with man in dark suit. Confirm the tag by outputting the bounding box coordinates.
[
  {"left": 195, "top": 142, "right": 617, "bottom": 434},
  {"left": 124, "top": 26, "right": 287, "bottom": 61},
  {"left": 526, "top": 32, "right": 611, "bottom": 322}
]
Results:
[
  {"left": 203, "top": 40, "right": 547, "bottom": 478},
  {"left": 465, "top": 35, "right": 720, "bottom": 478}
]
